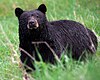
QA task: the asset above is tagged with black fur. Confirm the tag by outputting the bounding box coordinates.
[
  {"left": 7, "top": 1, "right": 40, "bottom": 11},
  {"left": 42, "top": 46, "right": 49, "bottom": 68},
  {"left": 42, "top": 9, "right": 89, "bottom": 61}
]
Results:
[{"left": 15, "top": 4, "right": 98, "bottom": 71}]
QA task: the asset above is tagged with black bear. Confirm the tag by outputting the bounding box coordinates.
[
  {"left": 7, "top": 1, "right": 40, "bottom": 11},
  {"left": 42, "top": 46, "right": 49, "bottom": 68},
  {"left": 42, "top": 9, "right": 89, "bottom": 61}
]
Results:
[{"left": 15, "top": 4, "right": 98, "bottom": 71}]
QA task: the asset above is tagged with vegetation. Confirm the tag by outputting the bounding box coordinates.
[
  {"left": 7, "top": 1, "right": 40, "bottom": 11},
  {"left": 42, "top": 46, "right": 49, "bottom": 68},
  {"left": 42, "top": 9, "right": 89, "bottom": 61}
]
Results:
[{"left": 0, "top": 0, "right": 100, "bottom": 80}]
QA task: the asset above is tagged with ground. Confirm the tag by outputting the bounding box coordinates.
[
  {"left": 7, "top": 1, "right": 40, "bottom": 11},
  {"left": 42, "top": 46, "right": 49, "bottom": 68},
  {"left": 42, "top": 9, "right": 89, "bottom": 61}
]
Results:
[{"left": 0, "top": 0, "right": 100, "bottom": 80}]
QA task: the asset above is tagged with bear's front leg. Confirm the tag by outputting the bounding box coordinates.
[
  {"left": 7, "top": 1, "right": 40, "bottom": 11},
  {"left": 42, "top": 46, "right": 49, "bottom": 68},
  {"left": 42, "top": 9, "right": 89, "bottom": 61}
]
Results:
[{"left": 19, "top": 41, "right": 36, "bottom": 72}]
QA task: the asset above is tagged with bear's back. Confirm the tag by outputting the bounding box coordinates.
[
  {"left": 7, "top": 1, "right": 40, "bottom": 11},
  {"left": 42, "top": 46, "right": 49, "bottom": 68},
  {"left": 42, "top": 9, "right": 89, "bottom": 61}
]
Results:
[{"left": 48, "top": 20, "right": 97, "bottom": 59}]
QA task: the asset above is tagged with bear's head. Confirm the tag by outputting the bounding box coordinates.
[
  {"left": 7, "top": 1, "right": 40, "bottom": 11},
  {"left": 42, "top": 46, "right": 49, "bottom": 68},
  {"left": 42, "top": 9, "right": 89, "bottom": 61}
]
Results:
[{"left": 15, "top": 4, "right": 47, "bottom": 30}]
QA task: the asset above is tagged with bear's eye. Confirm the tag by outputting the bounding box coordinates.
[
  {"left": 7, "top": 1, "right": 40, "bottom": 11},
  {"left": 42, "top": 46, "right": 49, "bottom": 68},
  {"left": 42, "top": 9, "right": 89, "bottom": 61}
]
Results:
[
  {"left": 36, "top": 15, "right": 39, "bottom": 18},
  {"left": 31, "top": 14, "right": 34, "bottom": 16}
]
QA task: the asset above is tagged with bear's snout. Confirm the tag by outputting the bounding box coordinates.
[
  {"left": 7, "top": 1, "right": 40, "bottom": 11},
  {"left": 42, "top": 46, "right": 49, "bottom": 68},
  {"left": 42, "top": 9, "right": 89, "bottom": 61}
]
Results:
[
  {"left": 29, "top": 20, "right": 35, "bottom": 27},
  {"left": 27, "top": 17, "right": 39, "bottom": 29}
]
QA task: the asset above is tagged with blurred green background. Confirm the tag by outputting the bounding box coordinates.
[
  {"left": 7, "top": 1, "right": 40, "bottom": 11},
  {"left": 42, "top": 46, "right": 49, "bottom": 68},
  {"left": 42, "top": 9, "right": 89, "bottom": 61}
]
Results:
[{"left": 0, "top": 0, "right": 100, "bottom": 80}]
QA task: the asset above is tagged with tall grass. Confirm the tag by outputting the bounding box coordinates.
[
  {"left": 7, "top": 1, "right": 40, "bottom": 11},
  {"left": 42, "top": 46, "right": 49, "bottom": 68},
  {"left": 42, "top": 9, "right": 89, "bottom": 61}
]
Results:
[{"left": 0, "top": 0, "right": 100, "bottom": 80}]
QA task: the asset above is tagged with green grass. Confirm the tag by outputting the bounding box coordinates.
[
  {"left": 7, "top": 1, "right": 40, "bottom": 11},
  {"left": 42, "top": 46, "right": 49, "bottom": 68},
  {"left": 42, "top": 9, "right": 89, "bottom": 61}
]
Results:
[{"left": 0, "top": 0, "right": 100, "bottom": 80}]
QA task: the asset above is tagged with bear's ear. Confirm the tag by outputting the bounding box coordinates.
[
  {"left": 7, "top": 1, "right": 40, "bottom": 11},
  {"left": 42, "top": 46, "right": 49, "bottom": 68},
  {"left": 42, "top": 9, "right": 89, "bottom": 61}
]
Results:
[
  {"left": 38, "top": 4, "right": 47, "bottom": 14},
  {"left": 15, "top": 8, "right": 24, "bottom": 18}
]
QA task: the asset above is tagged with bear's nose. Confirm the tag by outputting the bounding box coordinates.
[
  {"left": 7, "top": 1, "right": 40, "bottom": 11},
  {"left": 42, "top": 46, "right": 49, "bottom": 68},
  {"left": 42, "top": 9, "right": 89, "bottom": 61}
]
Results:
[{"left": 29, "top": 21, "right": 35, "bottom": 27}]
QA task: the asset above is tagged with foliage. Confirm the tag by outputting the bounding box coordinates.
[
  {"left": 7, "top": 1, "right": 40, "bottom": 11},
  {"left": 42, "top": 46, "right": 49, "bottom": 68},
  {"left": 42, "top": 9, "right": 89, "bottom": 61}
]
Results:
[{"left": 0, "top": 0, "right": 100, "bottom": 80}]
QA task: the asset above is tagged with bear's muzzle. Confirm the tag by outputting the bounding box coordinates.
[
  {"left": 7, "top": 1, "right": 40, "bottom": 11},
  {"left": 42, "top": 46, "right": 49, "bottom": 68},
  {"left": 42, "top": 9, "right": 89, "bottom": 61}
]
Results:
[{"left": 27, "top": 17, "right": 39, "bottom": 29}]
